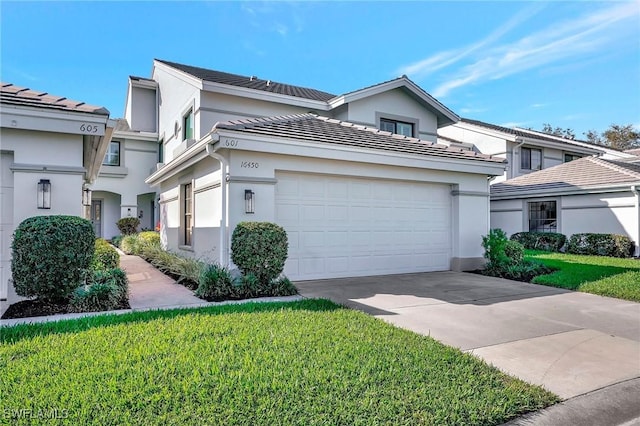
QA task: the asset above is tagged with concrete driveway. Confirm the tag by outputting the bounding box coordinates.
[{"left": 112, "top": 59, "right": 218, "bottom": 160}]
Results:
[{"left": 297, "top": 272, "right": 640, "bottom": 400}]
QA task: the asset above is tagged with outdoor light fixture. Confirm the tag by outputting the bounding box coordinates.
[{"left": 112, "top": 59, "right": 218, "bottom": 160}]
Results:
[
  {"left": 37, "top": 179, "right": 51, "bottom": 209},
  {"left": 82, "top": 188, "right": 92, "bottom": 206},
  {"left": 244, "top": 189, "right": 255, "bottom": 214}
]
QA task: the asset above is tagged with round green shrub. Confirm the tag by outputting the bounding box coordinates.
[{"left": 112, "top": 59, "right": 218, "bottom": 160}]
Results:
[
  {"left": 11, "top": 215, "right": 95, "bottom": 301},
  {"left": 510, "top": 232, "right": 566, "bottom": 252},
  {"left": 504, "top": 240, "right": 524, "bottom": 264},
  {"left": 92, "top": 238, "right": 119, "bottom": 270},
  {"left": 231, "top": 222, "right": 289, "bottom": 284},
  {"left": 116, "top": 217, "right": 140, "bottom": 235},
  {"left": 567, "top": 233, "right": 634, "bottom": 258}
]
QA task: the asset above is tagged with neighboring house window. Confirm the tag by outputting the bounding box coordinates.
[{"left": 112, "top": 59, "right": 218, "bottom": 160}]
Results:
[
  {"left": 158, "top": 139, "right": 164, "bottom": 163},
  {"left": 183, "top": 183, "right": 193, "bottom": 246},
  {"left": 183, "top": 109, "right": 194, "bottom": 140},
  {"left": 564, "top": 153, "right": 581, "bottom": 162},
  {"left": 521, "top": 147, "right": 542, "bottom": 171},
  {"left": 380, "top": 118, "right": 414, "bottom": 137},
  {"left": 102, "top": 141, "right": 120, "bottom": 166},
  {"left": 528, "top": 201, "right": 557, "bottom": 233}
]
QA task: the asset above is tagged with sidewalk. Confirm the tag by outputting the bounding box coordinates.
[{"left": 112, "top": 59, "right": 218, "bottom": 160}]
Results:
[{"left": 1, "top": 254, "right": 302, "bottom": 327}]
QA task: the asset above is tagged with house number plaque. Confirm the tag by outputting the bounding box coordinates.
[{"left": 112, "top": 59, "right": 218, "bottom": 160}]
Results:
[
  {"left": 240, "top": 161, "right": 259, "bottom": 168},
  {"left": 223, "top": 138, "right": 239, "bottom": 148}
]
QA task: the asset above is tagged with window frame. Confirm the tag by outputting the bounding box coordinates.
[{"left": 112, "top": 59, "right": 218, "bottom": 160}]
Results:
[
  {"left": 102, "top": 141, "right": 121, "bottom": 166},
  {"left": 379, "top": 118, "right": 415, "bottom": 137},
  {"left": 564, "top": 153, "right": 581, "bottom": 163},
  {"left": 182, "top": 182, "right": 193, "bottom": 247},
  {"left": 158, "top": 138, "right": 164, "bottom": 163},
  {"left": 527, "top": 200, "right": 558, "bottom": 233},
  {"left": 182, "top": 108, "right": 194, "bottom": 141},
  {"left": 520, "top": 146, "right": 542, "bottom": 171}
]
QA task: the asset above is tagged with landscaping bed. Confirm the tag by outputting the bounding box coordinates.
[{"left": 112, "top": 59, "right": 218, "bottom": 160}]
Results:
[
  {"left": 1, "top": 298, "right": 129, "bottom": 319},
  {"left": 0, "top": 299, "right": 558, "bottom": 425},
  {"left": 525, "top": 250, "right": 640, "bottom": 302}
]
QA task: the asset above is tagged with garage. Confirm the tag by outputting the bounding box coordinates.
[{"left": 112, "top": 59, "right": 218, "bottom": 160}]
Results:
[{"left": 275, "top": 171, "right": 452, "bottom": 280}]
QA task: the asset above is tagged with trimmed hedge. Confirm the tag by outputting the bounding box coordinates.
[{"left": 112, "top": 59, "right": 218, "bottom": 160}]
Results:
[
  {"left": 231, "top": 222, "right": 288, "bottom": 284},
  {"left": 11, "top": 215, "right": 95, "bottom": 302},
  {"left": 116, "top": 217, "right": 140, "bottom": 235},
  {"left": 566, "top": 233, "right": 635, "bottom": 258},
  {"left": 510, "top": 232, "right": 567, "bottom": 252},
  {"left": 92, "top": 238, "right": 119, "bottom": 270},
  {"left": 69, "top": 268, "right": 128, "bottom": 312}
]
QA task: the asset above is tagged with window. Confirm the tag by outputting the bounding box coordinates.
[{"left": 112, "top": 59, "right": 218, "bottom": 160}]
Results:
[
  {"left": 528, "top": 201, "right": 557, "bottom": 233},
  {"left": 564, "top": 153, "right": 581, "bottom": 162},
  {"left": 183, "top": 109, "right": 194, "bottom": 140},
  {"left": 183, "top": 183, "right": 193, "bottom": 246},
  {"left": 158, "top": 139, "right": 164, "bottom": 163},
  {"left": 380, "top": 118, "right": 414, "bottom": 137},
  {"left": 102, "top": 141, "right": 120, "bottom": 166},
  {"left": 521, "top": 147, "right": 542, "bottom": 171}
]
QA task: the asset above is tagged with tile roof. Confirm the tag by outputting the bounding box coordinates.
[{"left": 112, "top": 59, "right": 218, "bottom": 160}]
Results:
[
  {"left": 491, "top": 156, "right": 640, "bottom": 196},
  {"left": 155, "top": 59, "right": 336, "bottom": 102},
  {"left": 215, "top": 113, "right": 504, "bottom": 164},
  {"left": 0, "top": 82, "right": 109, "bottom": 115},
  {"left": 624, "top": 148, "right": 640, "bottom": 157}
]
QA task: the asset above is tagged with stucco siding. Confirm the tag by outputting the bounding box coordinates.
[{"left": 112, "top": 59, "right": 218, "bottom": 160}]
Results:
[
  {"left": 1, "top": 128, "right": 83, "bottom": 166},
  {"left": 129, "top": 86, "right": 157, "bottom": 132}
]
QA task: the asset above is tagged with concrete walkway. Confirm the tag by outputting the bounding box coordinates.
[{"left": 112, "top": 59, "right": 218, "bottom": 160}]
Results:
[{"left": 297, "top": 271, "right": 640, "bottom": 400}]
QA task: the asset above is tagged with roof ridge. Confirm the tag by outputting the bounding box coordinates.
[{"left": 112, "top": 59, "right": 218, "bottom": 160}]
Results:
[{"left": 591, "top": 156, "right": 640, "bottom": 179}]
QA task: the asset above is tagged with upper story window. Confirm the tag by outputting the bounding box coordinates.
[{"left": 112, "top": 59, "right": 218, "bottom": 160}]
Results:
[
  {"left": 102, "top": 141, "right": 120, "bottom": 166},
  {"left": 521, "top": 147, "right": 542, "bottom": 171},
  {"left": 380, "top": 118, "right": 414, "bottom": 137},
  {"left": 564, "top": 153, "right": 581, "bottom": 163},
  {"left": 528, "top": 201, "right": 557, "bottom": 233},
  {"left": 183, "top": 109, "right": 194, "bottom": 140},
  {"left": 158, "top": 139, "right": 164, "bottom": 163}
]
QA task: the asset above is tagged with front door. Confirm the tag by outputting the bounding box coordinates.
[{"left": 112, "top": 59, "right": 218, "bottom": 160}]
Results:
[{"left": 91, "top": 200, "right": 102, "bottom": 238}]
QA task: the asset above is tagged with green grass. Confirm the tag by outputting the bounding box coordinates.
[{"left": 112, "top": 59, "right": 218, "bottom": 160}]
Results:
[
  {"left": 525, "top": 250, "right": 640, "bottom": 302},
  {"left": 0, "top": 300, "right": 557, "bottom": 425}
]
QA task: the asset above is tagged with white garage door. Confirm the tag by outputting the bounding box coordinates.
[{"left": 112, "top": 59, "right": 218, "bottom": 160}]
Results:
[{"left": 275, "top": 172, "right": 452, "bottom": 280}]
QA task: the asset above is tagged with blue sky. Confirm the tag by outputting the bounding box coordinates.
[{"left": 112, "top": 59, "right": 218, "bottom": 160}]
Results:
[{"left": 2, "top": 1, "right": 639, "bottom": 137}]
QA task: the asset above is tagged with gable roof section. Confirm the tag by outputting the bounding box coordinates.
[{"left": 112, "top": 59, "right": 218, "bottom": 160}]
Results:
[
  {"left": 215, "top": 113, "right": 502, "bottom": 164},
  {"left": 155, "top": 59, "right": 336, "bottom": 102},
  {"left": 330, "top": 76, "right": 459, "bottom": 127},
  {"left": 491, "top": 156, "right": 640, "bottom": 198},
  {"left": 1, "top": 82, "right": 109, "bottom": 115}
]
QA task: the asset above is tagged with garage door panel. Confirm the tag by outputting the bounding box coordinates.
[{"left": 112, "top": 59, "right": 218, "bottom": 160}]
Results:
[{"left": 276, "top": 172, "right": 452, "bottom": 280}]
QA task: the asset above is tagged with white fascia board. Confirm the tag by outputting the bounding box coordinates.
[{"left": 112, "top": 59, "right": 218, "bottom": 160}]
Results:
[
  {"left": 454, "top": 122, "right": 518, "bottom": 142},
  {"left": 491, "top": 182, "right": 640, "bottom": 200},
  {"left": 113, "top": 130, "right": 159, "bottom": 142},
  {"left": 130, "top": 78, "right": 158, "bottom": 89},
  {"left": 214, "top": 130, "right": 506, "bottom": 176},
  {"left": 152, "top": 61, "right": 204, "bottom": 90},
  {"left": 200, "top": 81, "right": 331, "bottom": 110},
  {"left": 517, "top": 136, "right": 602, "bottom": 155},
  {"left": 1, "top": 105, "right": 109, "bottom": 136},
  {"left": 145, "top": 136, "right": 213, "bottom": 186}
]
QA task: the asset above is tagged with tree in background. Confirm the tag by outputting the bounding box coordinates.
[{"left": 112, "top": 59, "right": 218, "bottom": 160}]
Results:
[
  {"left": 583, "top": 124, "right": 640, "bottom": 151},
  {"left": 541, "top": 123, "right": 575, "bottom": 140}
]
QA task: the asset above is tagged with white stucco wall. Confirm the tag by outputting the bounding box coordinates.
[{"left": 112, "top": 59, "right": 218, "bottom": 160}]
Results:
[{"left": 128, "top": 86, "right": 157, "bottom": 133}]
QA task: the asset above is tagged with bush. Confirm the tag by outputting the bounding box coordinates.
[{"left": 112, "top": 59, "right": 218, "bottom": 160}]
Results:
[
  {"left": 566, "top": 233, "right": 635, "bottom": 258},
  {"left": 481, "top": 229, "right": 511, "bottom": 268},
  {"left": 510, "top": 232, "right": 567, "bottom": 252},
  {"left": 504, "top": 240, "right": 524, "bottom": 264},
  {"left": 116, "top": 217, "right": 140, "bottom": 235},
  {"left": 111, "top": 235, "right": 123, "bottom": 248},
  {"left": 12, "top": 215, "right": 95, "bottom": 302},
  {"left": 120, "top": 235, "right": 140, "bottom": 255},
  {"left": 92, "top": 239, "right": 119, "bottom": 271},
  {"left": 140, "top": 245, "right": 204, "bottom": 289},
  {"left": 195, "top": 264, "right": 235, "bottom": 301},
  {"left": 69, "top": 268, "right": 128, "bottom": 312},
  {"left": 266, "top": 276, "right": 298, "bottom": 297},
  {"left": 138, "top": 231, "right": 160, "bottom": 249},
  {"left": 484, "top": 261, "right": 553, "bottom": 283},
  {"left": 231, "top": 222, "right": 288, "bottom": 284}
]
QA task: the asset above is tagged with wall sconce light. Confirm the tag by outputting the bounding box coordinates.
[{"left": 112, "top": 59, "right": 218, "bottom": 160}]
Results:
[
  {"left": 244, "top": 189, "right": 255, "bottom": 214},
  {"left": 82, "top": 188, "right": 92, "bottom": 206},
  {"left": 37, "top": 179, "right": 51, "bottom": 209},
  {"left": 127, "top": 208, "right": 132, "bottom": 217}
]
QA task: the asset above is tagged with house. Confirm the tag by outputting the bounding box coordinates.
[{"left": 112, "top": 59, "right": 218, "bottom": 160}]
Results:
[
  {"left": 139, "top": 59, "right": 506, "bottom": 280},
  {"left": 0, "top": 83, "right": 114, "bottom": 314},
  {"left": 437, "top": 118, "right": 633, "bottom": 184},
  {"left": 490, "top": 155, "right": 640, "bottom": 255}
]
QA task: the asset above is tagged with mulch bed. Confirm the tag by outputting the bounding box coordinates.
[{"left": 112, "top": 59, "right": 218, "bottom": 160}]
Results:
[{"left": 1, "top": 299, "right": 131, "bottom": 320}]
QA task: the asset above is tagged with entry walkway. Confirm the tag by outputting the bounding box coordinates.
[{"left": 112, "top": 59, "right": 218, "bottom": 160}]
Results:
[{"left": 297, "top": 271, "right": 640, "bottom": 400}]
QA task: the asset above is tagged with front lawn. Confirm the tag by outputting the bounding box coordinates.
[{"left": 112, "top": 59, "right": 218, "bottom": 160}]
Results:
[
  {"left": 525, "top": 250, "right": 640, "bottom": 302},
  {"left": 0, "top": 300, "right": 557, "bottom": 425}
]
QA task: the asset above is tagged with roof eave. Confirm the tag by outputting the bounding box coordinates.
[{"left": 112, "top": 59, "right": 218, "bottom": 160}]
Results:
[{"left": 491, "top": 182, "right": 640, "bottom": 200}]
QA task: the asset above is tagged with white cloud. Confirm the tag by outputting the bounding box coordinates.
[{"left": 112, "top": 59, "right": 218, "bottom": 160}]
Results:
[
  {"left": 459, "top": 107, "right": 487, "bottom": 114},
  {"left": 500, "top": 121, "right": 531, "bottom": 128},
  {"left": 530, "top": 103, "right": 548, "bottom": 108},
  {"left": 416, "top": 1, "right": 640, "bottom": 98}
]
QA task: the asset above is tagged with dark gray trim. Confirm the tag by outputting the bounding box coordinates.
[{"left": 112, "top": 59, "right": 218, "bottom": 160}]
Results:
[
  {"left": 228, "top": 176, "right": 278, "bottom": 184},
  {"left": 10, "top": 163, "right": 86, "bottom": 175},
  {"left": 451, "top": 190, "right": 489, "bottom": 197},
  {"left": 193, "top": 181, "right": 221, "bottom": 194},
  {"left": 419, "top": 131, "right": 438, "bottom": 137},
  {"left": 562, "top": 204, "right": 635, "bottom": 210},
  {"left": 490, "top": 208, "right": 523, "bottom": 213},
  {"left": 124, "top": 147, "right": 157, "bottom": 154}
]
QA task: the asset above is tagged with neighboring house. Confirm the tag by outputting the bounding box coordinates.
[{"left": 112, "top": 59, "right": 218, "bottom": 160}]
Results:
[
  {"left": 437, "top": 119, "right": 633, "bottom": 184},
  {"left": 139, "top": 59, "right": 506, "bottom": 280},
  {"left": 490, "top": 155, "right": 640, "bottom": 255},
  {"left": 0, "top": 83, "right": 114, "bottom": 314}
]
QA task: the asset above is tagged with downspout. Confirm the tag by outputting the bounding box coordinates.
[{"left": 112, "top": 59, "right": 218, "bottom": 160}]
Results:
[
  {"left": 487, "top": 138, "right": 525, "bottom": 179},
  {"left": 632, "top": 185, "right": 640, "bottom": 257},
  {"left": 205, "top": 136, "right": 229, "bottom": 266},
  {"left": 487, "top": 175, "right": 497, "bottom": 232}
]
